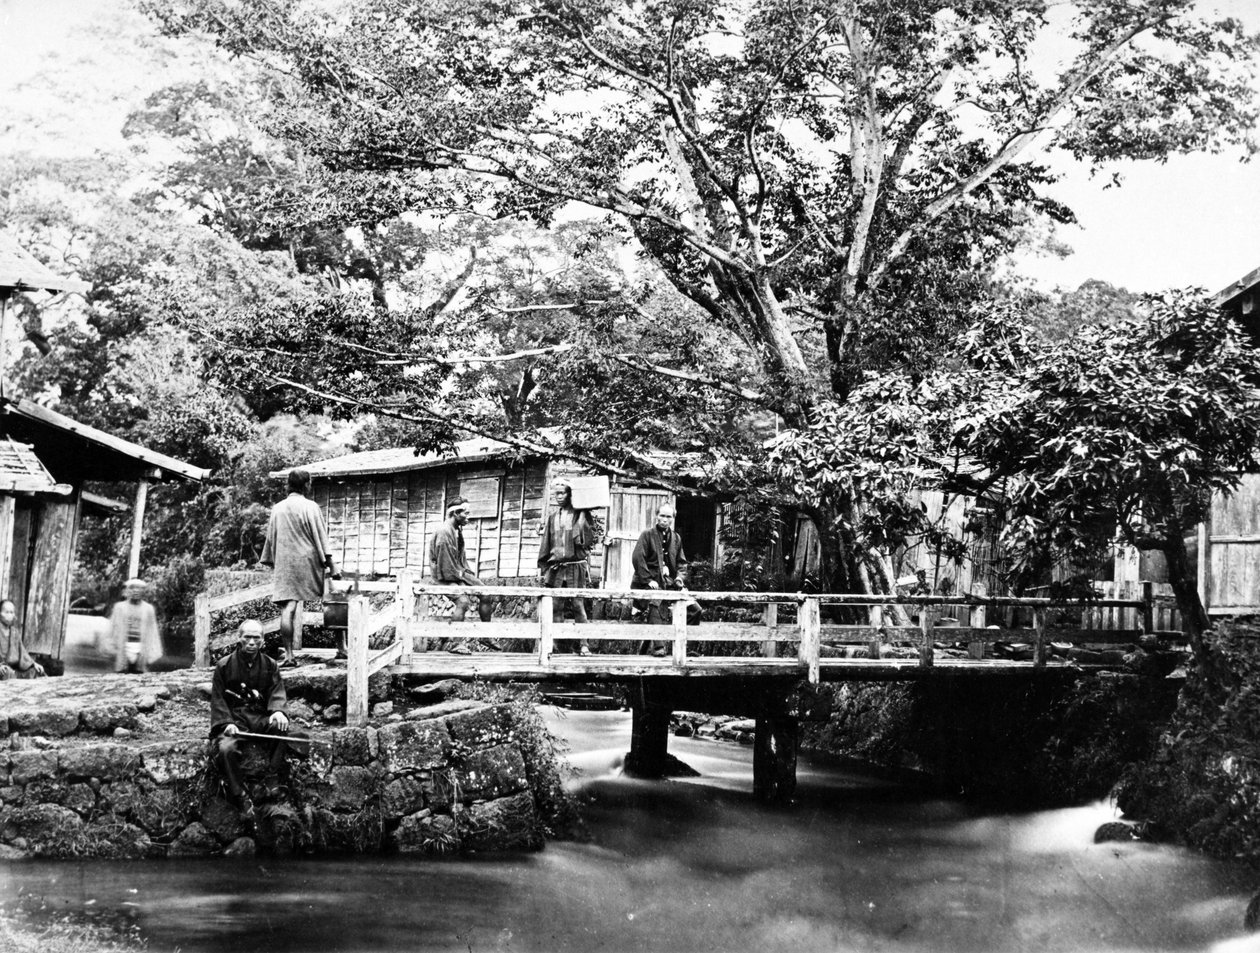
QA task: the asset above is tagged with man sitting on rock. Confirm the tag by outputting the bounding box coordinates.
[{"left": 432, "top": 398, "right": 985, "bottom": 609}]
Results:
[{"left": 209, "top": 619, "right": 293, "bottom": 821}]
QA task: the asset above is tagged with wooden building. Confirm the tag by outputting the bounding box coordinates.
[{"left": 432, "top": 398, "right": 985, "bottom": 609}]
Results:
[
  {"left": 275, "top": 437, "right": 721, "bottom": 586},
  {"left": 0, "top": 234, "right": 209, "bottom": 660}
]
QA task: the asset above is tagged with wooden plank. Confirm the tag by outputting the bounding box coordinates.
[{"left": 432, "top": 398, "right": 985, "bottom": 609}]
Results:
[
  {"left": 7, "top": 503, "right": 31, "bottom": 629},
  {"left": 672, "top": 599, "right": 688, "bottom": 666},
  {"left": 0, "top": 496, "right": 15, "bottom": 611},
  {"left": 207, "top": 582, "right": 274, "bottom": 611},
  {"left": 396, "top": 569, "right": 415, "bottom": 652},
  {"left": 919, "top": 607, "right": 934, "bottom": 669},
  {"left": 799, "top": 597, "right": 820, "bottom": 684},
  {"left": 762, "top": 603, "right": 778, "bottom": 657},
  {"left": 346, "top": 595, "right": 370, "bottom": 728},
  {"left": 24, "top": 497, "right": 78, "bottom": 657},
  {"left": 538, "top": 594, "right": 554, "bottom": 663},
  {"left": 194, "top": 593, "right": 211, "bottom": 667},
  {"left": 868, "top": 604, "right": 883, "bottom": 659},
  {"left": 368, "top": 639, "right": 405, "bottom": 675}
]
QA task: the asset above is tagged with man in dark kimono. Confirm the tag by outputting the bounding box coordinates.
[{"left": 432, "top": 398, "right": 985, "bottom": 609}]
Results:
[
  {"left": 631, "top": 503, "right": 687, "bottom": 654},
  {"left": 538, "top": 479, "right": 595, "bottom": 655},
  {"left": 209, "top": 619, "right": 291, "bottom": 820},
  {"left": 262, "top": 468, "right": 337, "bottom": 666},
  {"left": 428, "top": 497, "right": 493, "bottom": 651}
]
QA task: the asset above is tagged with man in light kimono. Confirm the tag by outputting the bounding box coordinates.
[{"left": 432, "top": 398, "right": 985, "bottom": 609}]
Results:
[
  {"left": 107, "top": 577, "right": 163, "bottom": 673},
  {"left": 262, "top": 468, "right": 337, "bottom": 666}
]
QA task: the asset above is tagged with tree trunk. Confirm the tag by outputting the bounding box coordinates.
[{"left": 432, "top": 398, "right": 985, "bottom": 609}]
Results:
[{"left": 1161, "top": 529, "right": 1211, "bottom": 672}]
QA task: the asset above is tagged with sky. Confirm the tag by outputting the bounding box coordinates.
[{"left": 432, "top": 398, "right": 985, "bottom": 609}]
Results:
[{"left": 1, "top": 0, "right": 1258, "bottom": 297}]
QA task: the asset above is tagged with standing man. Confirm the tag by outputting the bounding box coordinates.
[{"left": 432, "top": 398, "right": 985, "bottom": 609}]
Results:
[
  {"left": 631, "top": 503, "right": 687, "bottom": 655},
  {"left": 261, "top": 468, "right": 337, "bottom": 667},
  {"left": 107, "top": 578, "right": 163, "bottom": 673},
  {"left": 428, "top": 497, "right": 493, "bottom": 651},
  {"left": 209, "top": 619, "right": 291, "bottom": 820},
  {"left": 538, "top": 478, "right": 595, "bottom": 656}
]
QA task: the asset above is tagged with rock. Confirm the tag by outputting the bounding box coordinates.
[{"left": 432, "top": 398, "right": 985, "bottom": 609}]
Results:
[
  {"left": 453, "top": 745, "right": 528, "bottom": 803},
  {"left": 224, "top": 836, "right": 256, "bottom": 857},
  {"left": 9, "top": 751, "right": 58, "bottom": 785},
  {"left": 141, "top": 740, "right": 205, "bottom": 784},
  {"left": 371, "top": 701, "right": 394, "bottom": 718},
  {"left": 195, "top": 682, "right": 213, "bottom": 699},
  {"left": 60, "top": 744, "right": 142, "bottom": 781},
  {"left": 323, "top": 705, "right": 345, "bottom": 722},
  {"left": 288, "top": 700, "right": 316, "bottom": 723},
  {"left": 65, "top": 783, "right": 96, "bottom": 816},
  {"left": 390, "top": 809, "right": 456, "bottom": 854},
  {"left": 382, "top": 775, "right": 427, "bottom": 819},
  {"left": 673, "top": 723, "right": 694, "bottom": 737},
  {"left": 0, "top": 842, "right": 26, "bottom": 859},
  {"left": 409, "top": 679, "right": 464, "bottom": 703},
  {"left": 84, "top": 820, "right": 151, "bottom": 859},
  {"left": 6, "top": 707, "right": 80, "bottom": 737},
  {"left": 331, "top": 728, "right": 375, "bottom": 766},
  {"left": 308, "top": 806, "right": 381, "bottom": 853},
  {"left": 201, "top": 795, "right": 248, "bottom": 842},
  {"left": 169, "top": 822, "right": 220, "bottom": 856},
  {"left": 444, "top": 705, "right": 511, "bottom": 748},
  {"left": 0, "top": 785, "right": 22, "bottom": 804},
  {"left": 458, "top": 792, "right": 541, "bottom": 852},
  {"left": 6, "top": 803, "right": 83, "bottom": 843},
  {"left": 1093, "top": 821, "right": 1136, "bottom": 843},
  {"left": 80, "top": 704, "right": 139, "bottom": 734},
  {"left": 1245, "top": 892, "right": 1260, "bottom": 932},
  {"left": 386, "top": 713, "right": 403, "bottom": 723},
  {"left": 377, "top": 721, "right": 452, "bottom": 773},
  {"left": 405, "top": 700, "right": 482, "bottom": 722},
  {"left": 136, "top": 694, "right": 159, "bottom": 713},
  {"left": 113, "top": 727, "right": 133, "bottom": 739},
  {"left": 325, "top": 766, "right": 376, "bottom": 812}
]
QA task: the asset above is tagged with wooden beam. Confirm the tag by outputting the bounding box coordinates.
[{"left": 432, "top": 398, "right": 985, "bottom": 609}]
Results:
[
  {"left": 0, "top": 496, "right": 16, "bottom": 607},
  {"left": 761, "top": 603, "right": 778, "bottom": 657},
  {"left": 194, "top": 593, "right": 211, "bottom": 667},
  {"left": 671, "top": 598, "right": 688, "bottom": 667},
  {"left": 346, "top": 595, "right": 370, "bottom": 728},
  {"left": 537, "top": 594, "right": 554, "bottom": 665},
  {"left": 798, "top": 597, "right": 820, "bottom": 685},
  {"left": 127, "top": 478, "right": 150, "bottom": 579}
]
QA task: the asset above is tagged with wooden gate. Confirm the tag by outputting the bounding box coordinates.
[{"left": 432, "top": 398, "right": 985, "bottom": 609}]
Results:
[{"left": 603, "top": 488, "right": 674, "bottom": 588}]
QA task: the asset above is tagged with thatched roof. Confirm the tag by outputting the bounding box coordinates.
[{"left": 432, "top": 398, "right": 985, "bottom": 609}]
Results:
[{"left": 0, "top": 233, "right": 90, "bottom": 295}]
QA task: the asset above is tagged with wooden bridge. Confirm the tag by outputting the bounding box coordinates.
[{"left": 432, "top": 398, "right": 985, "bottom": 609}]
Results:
[{"left": 194, "top": 575, "right": 1183, "bottom": 801}]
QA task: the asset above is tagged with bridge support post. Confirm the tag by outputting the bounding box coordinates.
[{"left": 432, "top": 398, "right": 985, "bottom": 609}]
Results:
[
  {"left": 625, "top": 699, "right": 671, "bottom": 778},
  {"left": 753, "top": 715, "right": 798, "bottom": 803}
]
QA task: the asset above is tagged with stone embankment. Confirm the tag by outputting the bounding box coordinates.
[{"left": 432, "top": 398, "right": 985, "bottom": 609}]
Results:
[{"left": 0, "top": 668, "right": 565, "bottom": 860}]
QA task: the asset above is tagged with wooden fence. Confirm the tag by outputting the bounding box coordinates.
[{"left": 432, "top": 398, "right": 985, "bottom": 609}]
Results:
[{"left": 195, "top": 578, "right": 1178, "bottom": 728}]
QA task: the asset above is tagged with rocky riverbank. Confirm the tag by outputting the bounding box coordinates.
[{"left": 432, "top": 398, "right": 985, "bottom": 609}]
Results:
[{"left": 0, "top": 667, "right": 576, "bottom": 860}]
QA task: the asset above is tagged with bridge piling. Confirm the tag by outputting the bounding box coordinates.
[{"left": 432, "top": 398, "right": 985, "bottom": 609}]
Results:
[{"left": 753, "top": 715, "right": 798, "bottom": 803}]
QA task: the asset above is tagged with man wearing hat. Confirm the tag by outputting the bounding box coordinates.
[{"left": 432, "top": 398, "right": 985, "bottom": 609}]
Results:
[
  {"left": 538, "top": 478, "right": 594, "bottom": 655},
  {"left": 107, "top": 578, "right": 163, "bottom": 673},
  {"left": 428, "top": 497, "right": 494, "bottom": 649}
]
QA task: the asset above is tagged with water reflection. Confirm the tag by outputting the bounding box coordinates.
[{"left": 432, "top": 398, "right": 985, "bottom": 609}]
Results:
[{"left": 2, "top": 709, "right": 1257, "bottom": 953}]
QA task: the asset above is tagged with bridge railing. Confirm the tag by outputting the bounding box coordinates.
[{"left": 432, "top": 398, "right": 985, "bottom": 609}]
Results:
[{"left": 199, "top": 576, "right": 1175, "bottom": 728}]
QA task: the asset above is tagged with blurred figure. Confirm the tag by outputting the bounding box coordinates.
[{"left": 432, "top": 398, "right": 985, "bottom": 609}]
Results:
[{"left": 107, "top": 577, "right": 163, "bottom": 673}]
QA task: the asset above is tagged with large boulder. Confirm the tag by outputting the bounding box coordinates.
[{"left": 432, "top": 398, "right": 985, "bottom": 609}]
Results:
[
  {"left": 381, "top": 775, "right": 427, "bottom": 819},
  {"left": 331, "top": 727, "right": 377, "bottom": 766},
  {"left": 5, "top": 803, "right": 83, "bottom": 847},
  {"left": 9, "top": 751, "right": 58, "bottom": 785},
  {"left": 60, "top": 744, "right": 141, "bottom": 781},
  {"left": 324, "top": 766, "right": 377, "bottom": 812},
  {"left": 454, "top": 745, "right": 528, "bottom": 803},
  {"left": 141, "top": 740, "right": 205, "bottom": 784},
  {"left": 458, "top": 792, "right": 541, "bottom": 852},
  {"left": 444, "top": 705, "right": 512, "bottom": 748},
  {"left": 6, "top": 706, "right": 80, "bottom": 737},
  {"left": 80, "top": 704, "right": 139, "bottom": 735},
  {"left": 390, "top": 809, "right": 457, "bottom": 854},
  {"left": 376, "top": 721, "right": 452, "bottom": 773},
  {"left": 169, "top": 821, "right": 220, "bottom": 856}
]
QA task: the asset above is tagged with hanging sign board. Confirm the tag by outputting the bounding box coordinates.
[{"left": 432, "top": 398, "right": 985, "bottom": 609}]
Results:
[{"left": 568, "top": 475, "right": 610, "bottom": 510}]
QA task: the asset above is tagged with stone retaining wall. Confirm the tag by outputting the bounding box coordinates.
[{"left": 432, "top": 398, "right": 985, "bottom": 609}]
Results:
[{"left": 0, "top": 672, "right": 550, "bottom": 859}]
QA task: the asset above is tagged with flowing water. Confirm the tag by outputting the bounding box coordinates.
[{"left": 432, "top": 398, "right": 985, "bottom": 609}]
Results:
[{"left": 2, "top": 708, "right": 1258, "bottom": 953}]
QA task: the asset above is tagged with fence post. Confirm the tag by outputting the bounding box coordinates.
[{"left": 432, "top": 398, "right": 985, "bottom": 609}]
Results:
[
  {"left": 762, "top": 602, "right": 778, "bottom": 658},
  {"left": 967, "top": 584, "right": 988, "bottom": 659},
  {"left": 1141, "top": 581, "right": 1154, "bottom": 636},
  {"left": 395, "top": 570, "right": 415, "bottom": 656},
  {"left": 538, "top": 594, "right": 554, "bottom": 666},
  {"left": 1032, "top": 606, "right": 1047, "bottom": 668},
  {"left": 346, "top": 594, "right": 370, "bottom": 728},
  {"left": 868, "top": 604, "right": 883, "bottom": 660},
  {"left": 919, "top": 606, "right": 935, "bottom": 668},
  {"left": 671, "top": 597, "right": 688, "bottom": 667},
  {"left": 194, "top": 593, "right": 211, "bottom": 667},
  {"left": 798, "top": 597, "right": 820, "bottom": 685}
]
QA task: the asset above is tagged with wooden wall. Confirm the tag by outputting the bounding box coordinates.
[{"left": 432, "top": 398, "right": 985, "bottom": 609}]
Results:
[
  {"left": 313, "top": 460, "right": 550, "bottom": 579},
  {"left": 23, "top": 494, "right": 80, "bottom": 657},
  {"left": 1201, "top": 473, "right": 1260, "bottom": 614}
]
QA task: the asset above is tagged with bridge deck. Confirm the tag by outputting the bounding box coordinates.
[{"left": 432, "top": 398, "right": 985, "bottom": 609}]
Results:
[{"left": 386, "top": 651, "right": 1117, "bottom": 681}]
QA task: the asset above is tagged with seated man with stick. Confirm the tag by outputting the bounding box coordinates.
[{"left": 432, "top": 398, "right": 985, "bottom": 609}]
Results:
[{"left": 209, "top": 619, "right": 305, "bottom": 821}]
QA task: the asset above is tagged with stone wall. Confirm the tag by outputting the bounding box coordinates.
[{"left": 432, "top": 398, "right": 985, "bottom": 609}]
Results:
[{"left": 0, "top": 671, "right": 551, "bottom": 859}]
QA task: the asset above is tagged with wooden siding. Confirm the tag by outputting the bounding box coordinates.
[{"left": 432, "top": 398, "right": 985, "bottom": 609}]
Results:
[
  {"left": 1202, "top": 473, "right": 1260, "bottom": 613},
  {"left": 317, "top": 459, "right": 550, "bottom": 579},
  {"left": 24, "top": 495, "right": 79, "bottom": 656}
]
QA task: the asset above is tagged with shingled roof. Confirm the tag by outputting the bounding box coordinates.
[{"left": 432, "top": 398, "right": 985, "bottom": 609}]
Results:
[
  {"left": 270, "top": 436, "right": 520, "bottom": 480},
  {"left": 0, "top": 437, "right": 66, "bottom": 495},
  {"left": 0, "top": 233, "right": 90, "bottom": 295}
]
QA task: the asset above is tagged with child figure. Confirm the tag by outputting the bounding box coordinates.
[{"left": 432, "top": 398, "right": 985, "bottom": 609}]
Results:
[
  {"left": 0, "top": 597, "right": 44, "bottom": 679},
  {"left": 108, "top": 578, "right": 163, "bottom": 673}
]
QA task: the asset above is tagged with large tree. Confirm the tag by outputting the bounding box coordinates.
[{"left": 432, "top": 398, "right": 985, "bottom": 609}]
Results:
[{"left": 143, "top": 0, "right": 1258, "bottom": 590}]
